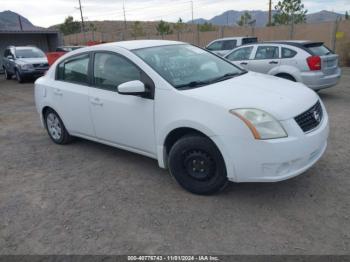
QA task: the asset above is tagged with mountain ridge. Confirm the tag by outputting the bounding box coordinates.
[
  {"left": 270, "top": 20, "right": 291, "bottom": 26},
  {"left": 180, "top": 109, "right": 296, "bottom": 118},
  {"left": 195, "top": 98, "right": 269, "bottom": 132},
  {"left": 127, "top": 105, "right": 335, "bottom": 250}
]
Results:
[{"left": 191, "top": 10, "right": 344, "bottom": 27}]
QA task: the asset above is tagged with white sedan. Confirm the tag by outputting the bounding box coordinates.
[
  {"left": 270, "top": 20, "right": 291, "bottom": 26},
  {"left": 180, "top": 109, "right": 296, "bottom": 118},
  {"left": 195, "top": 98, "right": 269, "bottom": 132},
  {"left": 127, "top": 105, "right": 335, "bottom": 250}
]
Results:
[{"left": 34, "top": 40, "right": 329, "bottom": 195}]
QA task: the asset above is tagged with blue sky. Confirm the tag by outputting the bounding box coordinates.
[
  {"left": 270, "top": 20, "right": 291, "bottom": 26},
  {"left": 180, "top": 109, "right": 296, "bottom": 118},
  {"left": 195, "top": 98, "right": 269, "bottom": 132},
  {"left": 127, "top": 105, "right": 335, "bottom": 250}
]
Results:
[{"left": 0, "top": 0, "right": 349, "bottom": 27}]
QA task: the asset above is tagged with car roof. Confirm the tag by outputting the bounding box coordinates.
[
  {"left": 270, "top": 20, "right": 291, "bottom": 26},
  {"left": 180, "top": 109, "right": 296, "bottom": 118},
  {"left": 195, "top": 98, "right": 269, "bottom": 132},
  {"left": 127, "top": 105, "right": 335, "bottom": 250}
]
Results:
[
  {"left": 211, "top": 37, "right": 256, "bottom": 42},
  {"left": 93, "top": 40, "right": 184, "bottom": 50}
]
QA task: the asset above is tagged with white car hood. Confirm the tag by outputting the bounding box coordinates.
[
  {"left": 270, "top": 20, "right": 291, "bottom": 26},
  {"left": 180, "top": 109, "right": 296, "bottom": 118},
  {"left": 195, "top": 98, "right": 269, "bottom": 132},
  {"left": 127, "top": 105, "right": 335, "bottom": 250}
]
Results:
[{"left": 183, "top": 72, "right": 319, "bottom": 120}]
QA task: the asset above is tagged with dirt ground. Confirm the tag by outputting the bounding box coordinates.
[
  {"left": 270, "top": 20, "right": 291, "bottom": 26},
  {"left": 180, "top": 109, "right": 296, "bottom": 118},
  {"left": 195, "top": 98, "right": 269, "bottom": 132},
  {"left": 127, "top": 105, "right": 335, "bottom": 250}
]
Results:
[{"left": 0, "top": 69, "right": 349, "bottom": 255}]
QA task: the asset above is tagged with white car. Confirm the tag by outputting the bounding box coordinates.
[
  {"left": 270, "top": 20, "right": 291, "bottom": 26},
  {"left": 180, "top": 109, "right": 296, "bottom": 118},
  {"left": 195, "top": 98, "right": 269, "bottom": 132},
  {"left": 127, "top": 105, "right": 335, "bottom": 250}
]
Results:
[
  {"left": 224, "top": 41, "right": 341, "bottom": 91},
  {"left": 35, "top": 40, "right": 329, "bottom": 195},
  {"left": 206, "top": 37, "right": 258, "bottom": 56}
]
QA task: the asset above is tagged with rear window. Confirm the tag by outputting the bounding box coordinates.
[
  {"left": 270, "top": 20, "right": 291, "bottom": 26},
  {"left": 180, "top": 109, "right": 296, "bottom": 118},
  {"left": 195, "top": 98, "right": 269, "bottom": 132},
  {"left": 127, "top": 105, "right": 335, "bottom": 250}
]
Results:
[
  {"left": 242, "top": 37, "right": 258, "bottom": 45},
  {"left": 304, "top": 43, "right": 333, "bottom": 56}
]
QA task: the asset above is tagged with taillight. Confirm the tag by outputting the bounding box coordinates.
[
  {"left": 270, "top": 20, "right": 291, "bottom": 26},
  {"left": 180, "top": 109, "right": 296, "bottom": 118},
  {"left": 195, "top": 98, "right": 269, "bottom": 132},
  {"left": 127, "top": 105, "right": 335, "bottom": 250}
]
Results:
[{"left": 307, "top": 56, "right": 321, "bottom": 71}]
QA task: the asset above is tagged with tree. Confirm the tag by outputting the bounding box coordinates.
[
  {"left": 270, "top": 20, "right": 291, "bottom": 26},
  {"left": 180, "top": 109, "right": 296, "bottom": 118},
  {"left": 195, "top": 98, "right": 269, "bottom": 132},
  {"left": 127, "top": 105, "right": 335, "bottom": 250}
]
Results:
[
  {"left": 88, "top": 22, "right": 97, "bottom": 32},
  {"left": 345, "top": 11, "right": 349, "bottom": 20},
  {"left": 237, "top": 11, "right": 252, "bottom": 26},
  {"left": 59, "top": 16, "right": 81, "bottom": 35},
  {"left": 131, "top": 21, "right": 145, "bottom": 37},
  {"left": 198, "top": 22, "right": 216, "bottom": 32},
  {"left": 273, "top": 0, "right": 307, "bottom": 25},
  {"left": 156, "top": 20, "right": 173, "bottom": 36},
  {"left": 173, "top": 18, "right": 185, "bottom": 33}
]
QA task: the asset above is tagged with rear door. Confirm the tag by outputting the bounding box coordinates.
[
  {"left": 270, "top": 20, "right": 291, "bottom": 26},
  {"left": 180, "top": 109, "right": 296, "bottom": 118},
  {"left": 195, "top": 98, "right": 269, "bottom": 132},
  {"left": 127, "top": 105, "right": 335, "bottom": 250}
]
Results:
[
  {"left": 249, "top": 45, "right": 280, "bottom": 74},
  {"left": 304, "top": 42, "right": 339, "bottom": 76},
  {"left": 52, "top": 53, "right": 95, "bottom": 137}
]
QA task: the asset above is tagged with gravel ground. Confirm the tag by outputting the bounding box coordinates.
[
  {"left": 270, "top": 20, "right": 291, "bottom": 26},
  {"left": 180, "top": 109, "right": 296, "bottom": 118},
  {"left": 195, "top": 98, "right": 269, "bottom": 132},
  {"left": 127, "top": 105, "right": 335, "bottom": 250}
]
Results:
[{"left": 0, "top": 70, "right": 349, "bottom": 255}]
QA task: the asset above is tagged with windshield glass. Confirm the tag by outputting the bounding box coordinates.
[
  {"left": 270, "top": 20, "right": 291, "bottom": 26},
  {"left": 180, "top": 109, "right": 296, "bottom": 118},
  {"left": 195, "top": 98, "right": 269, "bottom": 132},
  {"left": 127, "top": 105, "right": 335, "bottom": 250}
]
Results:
[
  {"left": 133, "top": 44, "right": 244, "bottom": 89},
  {"left": 15, "top": 48, "right": 45, "bottom": 58}
]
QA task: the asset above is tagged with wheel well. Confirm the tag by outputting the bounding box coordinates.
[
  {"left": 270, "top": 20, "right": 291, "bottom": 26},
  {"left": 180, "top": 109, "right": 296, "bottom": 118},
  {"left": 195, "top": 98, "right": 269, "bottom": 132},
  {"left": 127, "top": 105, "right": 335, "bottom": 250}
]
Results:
[
  {"left": 275, "top": 73, "right": 296, "bottom": 82},
  {"left": 42, "top": 106, "right": 55, "bottom": 126},
  {"left": 164, "top": 127, "right": 208, "bottom": 156}
]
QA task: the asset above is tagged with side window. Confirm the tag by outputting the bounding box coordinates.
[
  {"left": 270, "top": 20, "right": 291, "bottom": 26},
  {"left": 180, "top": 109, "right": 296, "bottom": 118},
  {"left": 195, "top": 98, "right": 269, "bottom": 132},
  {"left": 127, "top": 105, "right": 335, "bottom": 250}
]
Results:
[
  {"left": 282, "top": 48, "right": 297, "bottom": 58},
  {"left": 4, "top": 49, "right": 9, "bottom": 57},
  {"left": 222, "top": 40, "right": 237, "bottom": 50},
  {"left": 57, "top": 54, "right": 90, "bottom": 85},
  {"left": 255, "top": 46, "right": 279, "bottom": 60},
  {"left": 226, "top": 46, "right": 254, "bottom": 61},
  {"left": 93, "top": 53, "right": 141, "bottom": 91},
  {"left": 242, "top": 38, "right": 258, "bottom": 45},
  {"left": 207, "top": 41, "right": 223, "bottom": 51}
]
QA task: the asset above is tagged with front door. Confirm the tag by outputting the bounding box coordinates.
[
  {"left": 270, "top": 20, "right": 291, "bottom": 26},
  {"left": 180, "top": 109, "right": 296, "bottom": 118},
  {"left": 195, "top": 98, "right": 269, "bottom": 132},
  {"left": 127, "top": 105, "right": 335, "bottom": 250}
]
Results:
[{"left": 88, "top": 52, "right": 156, "bottom": 156}]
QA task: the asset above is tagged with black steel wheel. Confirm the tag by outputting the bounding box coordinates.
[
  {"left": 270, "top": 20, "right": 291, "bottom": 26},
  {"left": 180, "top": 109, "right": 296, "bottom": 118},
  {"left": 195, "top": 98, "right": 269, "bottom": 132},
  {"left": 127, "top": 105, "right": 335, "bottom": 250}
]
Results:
[{"left": 168, "top": 135, "right": 228, "bottom": 195}]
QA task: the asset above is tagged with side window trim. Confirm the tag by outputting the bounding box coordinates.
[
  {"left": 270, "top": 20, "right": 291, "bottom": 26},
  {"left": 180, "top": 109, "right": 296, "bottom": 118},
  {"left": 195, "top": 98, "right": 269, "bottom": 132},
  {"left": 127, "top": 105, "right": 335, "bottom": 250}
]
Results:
[
  {"left": 55, "top": 52, "right": 92, "bottom": 86},
  {"left": 91, "top": 51, "right": 155, "bottom": 99},
  {"left": 254, "top": 45, "right": 280, "bottom": 60}
]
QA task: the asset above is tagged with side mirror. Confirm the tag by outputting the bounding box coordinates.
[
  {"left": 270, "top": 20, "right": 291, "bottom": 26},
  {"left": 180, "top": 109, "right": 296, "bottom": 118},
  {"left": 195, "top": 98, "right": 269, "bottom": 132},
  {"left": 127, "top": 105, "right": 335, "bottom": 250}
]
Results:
[
  {"left": 7, "top": 55, "right": 14, "bottom": 60},
  {"left": 117, "top": 80, "right": 148, "bottom": 96}
]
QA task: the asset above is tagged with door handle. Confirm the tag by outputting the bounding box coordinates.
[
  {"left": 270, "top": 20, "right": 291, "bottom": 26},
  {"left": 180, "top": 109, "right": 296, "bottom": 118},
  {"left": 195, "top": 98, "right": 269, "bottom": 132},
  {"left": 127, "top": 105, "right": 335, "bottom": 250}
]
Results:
[
  {"left": 240, "top": 62, "right": 248, "bottom": 65},
  {"left": 269, "top": 61, "right": 278, "bottom": 64},
  {"left": 90, "top": 97, "right": 103, "bottom": 106},
  {"left": 53, "top": 88, "right": 63, "bottom": 96}
]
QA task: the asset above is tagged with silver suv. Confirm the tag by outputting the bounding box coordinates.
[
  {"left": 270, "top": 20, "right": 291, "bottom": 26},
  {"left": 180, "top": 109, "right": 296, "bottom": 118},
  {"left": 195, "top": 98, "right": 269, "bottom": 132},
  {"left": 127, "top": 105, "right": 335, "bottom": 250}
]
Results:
[
  {"left": 2, "top": 46, "right": 49, "bottom": 83},
  {"left": 224, "top": 41, "right": 341, "bottom": 91}
]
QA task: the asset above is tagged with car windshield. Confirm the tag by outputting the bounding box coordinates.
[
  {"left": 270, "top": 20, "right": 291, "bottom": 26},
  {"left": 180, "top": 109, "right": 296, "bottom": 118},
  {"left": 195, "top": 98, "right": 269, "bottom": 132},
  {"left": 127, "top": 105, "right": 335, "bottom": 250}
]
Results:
[
  {"left": 133, "top": 44, "right": 244, "bottom": 89},
  {"left": 15, "top": 48, "right": 45, "bottom": 58}
]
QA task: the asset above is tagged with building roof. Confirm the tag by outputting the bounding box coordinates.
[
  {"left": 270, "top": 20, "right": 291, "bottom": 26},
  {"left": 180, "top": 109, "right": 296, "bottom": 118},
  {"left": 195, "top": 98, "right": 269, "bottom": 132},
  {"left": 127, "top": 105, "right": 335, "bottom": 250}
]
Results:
[{"left": 0, "top": 29, "right": 59, "bottom": 34}]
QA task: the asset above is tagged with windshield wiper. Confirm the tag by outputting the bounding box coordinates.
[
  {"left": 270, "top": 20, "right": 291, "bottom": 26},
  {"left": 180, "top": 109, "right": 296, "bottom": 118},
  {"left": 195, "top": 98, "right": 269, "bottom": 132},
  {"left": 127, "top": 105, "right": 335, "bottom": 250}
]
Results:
[
  {"left": 176, "top": 80, "right": 211, "bottom": 89},
  {"left": 176, "top": 71, "right": 245, "bottom": 90}
]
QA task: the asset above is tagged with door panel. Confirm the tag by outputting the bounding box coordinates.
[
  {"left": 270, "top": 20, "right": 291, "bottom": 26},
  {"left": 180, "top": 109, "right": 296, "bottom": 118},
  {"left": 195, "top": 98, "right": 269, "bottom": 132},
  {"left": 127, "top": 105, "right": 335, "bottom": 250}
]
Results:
[
  {"left": 89, "top": 88, "right": 155, "bottom": 154},
  {"left": 52, "top": 53, "right": 95, "bottom": 137},
  {"left": 89, "top": 52, "right": 156, "bottom": 155},
  {"left": 249, "top": 46, "right": 280, "bottom": 74}
]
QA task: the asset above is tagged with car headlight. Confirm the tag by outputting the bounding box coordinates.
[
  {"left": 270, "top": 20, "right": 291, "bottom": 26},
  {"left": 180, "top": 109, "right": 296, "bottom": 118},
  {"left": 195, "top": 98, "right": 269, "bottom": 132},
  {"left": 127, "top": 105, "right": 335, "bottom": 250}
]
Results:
[
  {"left": 230, "top": 109, "right": 287, "bottom": 140},
  {"left": 20, "top": 64, "right": 34, "bottom": 70}
]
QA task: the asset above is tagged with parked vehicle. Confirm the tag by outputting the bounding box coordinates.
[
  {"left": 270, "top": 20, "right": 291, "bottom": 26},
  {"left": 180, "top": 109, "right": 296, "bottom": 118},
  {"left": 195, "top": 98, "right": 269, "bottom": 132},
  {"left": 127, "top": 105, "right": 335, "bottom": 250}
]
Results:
[
  {"left": 224, "top": 41, "right": 341, "bottom": 91},
  {"left": 206, "top": 37, "right": 258, "bottom": 56},
  {"left": 2, "top": 46, "right": 49, "bottom": 83},
  {"left": 35, "top": 40, "right": 329, "bottom": 195}
]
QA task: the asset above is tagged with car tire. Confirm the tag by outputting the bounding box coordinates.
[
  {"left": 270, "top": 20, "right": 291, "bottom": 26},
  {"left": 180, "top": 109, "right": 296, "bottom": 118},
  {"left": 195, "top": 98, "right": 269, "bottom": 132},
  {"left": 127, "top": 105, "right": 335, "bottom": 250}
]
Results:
[
  {"left": 276, "top": 73, "right": 296, "bottom": 82},
  {"left": 44, "top": 109, "right": 73, "bottom": 145},
  {"left": 15, "top": 69, "right": 24, "bottom": 83},
  {"left": 4, "top": 69, "right": 12, "bottom": 80},
  {"left": 168, "top": 134, "right": 228, "bottom": 195}
]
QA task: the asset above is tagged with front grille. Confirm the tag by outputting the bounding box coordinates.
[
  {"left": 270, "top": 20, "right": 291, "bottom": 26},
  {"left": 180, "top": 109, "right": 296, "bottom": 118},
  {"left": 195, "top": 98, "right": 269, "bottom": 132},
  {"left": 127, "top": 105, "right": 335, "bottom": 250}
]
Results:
[
  {"left": 295, "top": 101, "right": 323, "bottom": 132},
  {"left": 33, "top": 63, "right": 49, "bottom": 68}
]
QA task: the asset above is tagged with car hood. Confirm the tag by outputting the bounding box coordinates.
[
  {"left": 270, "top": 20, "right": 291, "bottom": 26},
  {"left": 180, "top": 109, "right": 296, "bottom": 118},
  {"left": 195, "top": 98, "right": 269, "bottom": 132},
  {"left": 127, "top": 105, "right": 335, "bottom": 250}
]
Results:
[
  {"left": 182, "top": 71, "right": 319, "bottom": 120},
  {"left": 16, "top": 57, "right": 48, "bottom": 64}
]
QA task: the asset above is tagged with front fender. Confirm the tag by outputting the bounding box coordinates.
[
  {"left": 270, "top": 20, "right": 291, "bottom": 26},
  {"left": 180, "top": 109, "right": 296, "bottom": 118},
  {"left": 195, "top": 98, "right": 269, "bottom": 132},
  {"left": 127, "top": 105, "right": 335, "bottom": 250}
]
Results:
[{"left": 156, "top": 120, "right": 217, "bottom": 169}]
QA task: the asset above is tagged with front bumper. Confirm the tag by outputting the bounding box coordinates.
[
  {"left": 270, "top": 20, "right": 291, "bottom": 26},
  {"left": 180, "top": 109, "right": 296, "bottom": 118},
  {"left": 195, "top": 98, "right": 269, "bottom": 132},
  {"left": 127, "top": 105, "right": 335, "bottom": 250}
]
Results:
[
  {"left": 301, "top": 68, "right": 341, "bottom": 90},
  {"left": 213, "top": 104, "right": 329, "bottom": 183},
  {"left": 19, "top": 68, "right": 48, "bottom": 78}
]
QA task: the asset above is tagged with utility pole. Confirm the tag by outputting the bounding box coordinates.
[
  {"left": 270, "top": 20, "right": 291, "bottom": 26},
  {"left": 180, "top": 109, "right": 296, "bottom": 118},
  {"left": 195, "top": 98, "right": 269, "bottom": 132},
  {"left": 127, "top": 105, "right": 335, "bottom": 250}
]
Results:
[
  {"left": 191, "top": 0, "right": 194, "bottom": 24},
  {"left": 18, "top": 15, "right": 23, "bottom": 31},
  {"left": 77, "top": 0, "right": 86, "bottom": 43},
  {"left": 123, "top": 0, "right": 127, "bottom": 30},
  {"left": 268, "top": 0, "right": 272, "bottom": 26}
]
